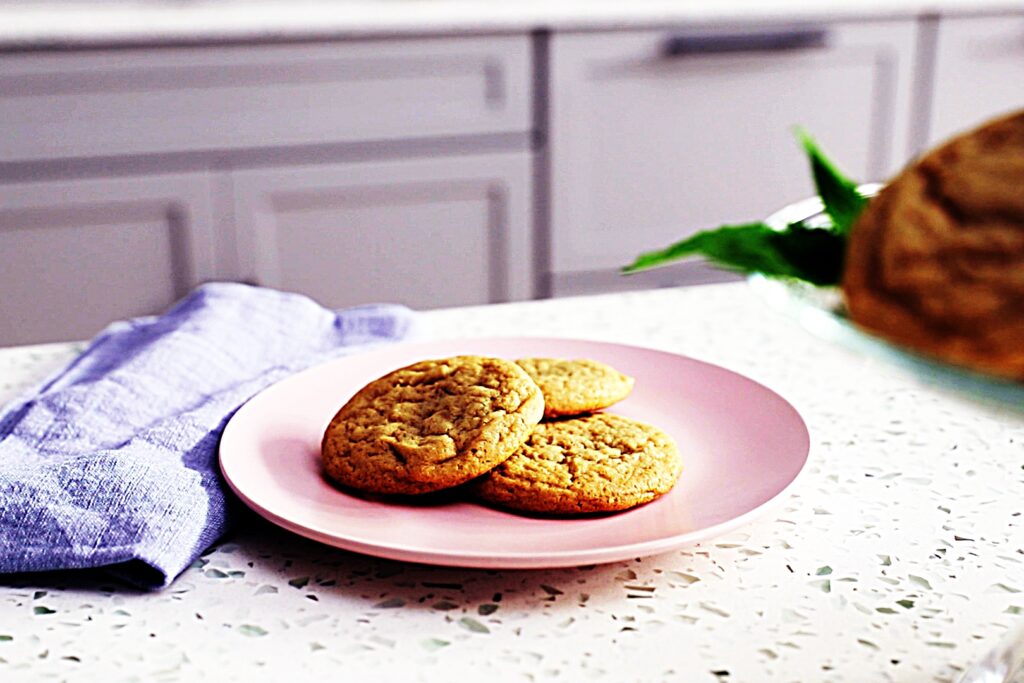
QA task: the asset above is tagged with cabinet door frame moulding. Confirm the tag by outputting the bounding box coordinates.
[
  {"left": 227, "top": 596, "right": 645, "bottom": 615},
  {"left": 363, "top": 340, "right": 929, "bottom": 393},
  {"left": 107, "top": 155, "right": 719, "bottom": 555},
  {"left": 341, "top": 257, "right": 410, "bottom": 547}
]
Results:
[
  {"left": 0, "top": 172, "right": 217, "bottom": 291},
  {"left": 0, "top": 171, "right": 216, "bottom": 344},
  {"left": 229, "top": 152, "right": 533, "bottom": 308},
  {"left": 927, "top": 12, "right": 1024, "bottom": 146}
]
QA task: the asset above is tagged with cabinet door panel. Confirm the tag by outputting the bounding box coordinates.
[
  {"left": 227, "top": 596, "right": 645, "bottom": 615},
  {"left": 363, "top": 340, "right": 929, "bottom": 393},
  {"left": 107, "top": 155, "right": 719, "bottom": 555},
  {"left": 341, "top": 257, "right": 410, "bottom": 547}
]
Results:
[
  {"left": 549, "top": 21, "right": 917, "bottom": 290},
  {"left": 231, "top": 153, "right": 532, "bottom": 310},
  {"left": 930, "top": 14, "right": 1024, "bottom": 145},
  {"left": 0, "top": 174, "right": 215, "bottom": 345}
]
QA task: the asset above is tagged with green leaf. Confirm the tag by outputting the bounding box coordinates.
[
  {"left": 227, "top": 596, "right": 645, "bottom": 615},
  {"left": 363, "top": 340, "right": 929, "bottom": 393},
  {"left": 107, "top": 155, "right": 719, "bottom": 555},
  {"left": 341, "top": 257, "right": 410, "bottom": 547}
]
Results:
[
  {"left": 622, "top": 221, "right": 844, "bottom": 286},
  {"left": 624, "top": 222, "right": 783, "bottom": 275},
  {"left": 774, "top": 224, "right": 848, "bottom": 285},
  {"left": 796, "top": 128, "right": 867, "bottom": 236},
  {"left": 621, "top": 126, "right": 865, "bottom": 286}
]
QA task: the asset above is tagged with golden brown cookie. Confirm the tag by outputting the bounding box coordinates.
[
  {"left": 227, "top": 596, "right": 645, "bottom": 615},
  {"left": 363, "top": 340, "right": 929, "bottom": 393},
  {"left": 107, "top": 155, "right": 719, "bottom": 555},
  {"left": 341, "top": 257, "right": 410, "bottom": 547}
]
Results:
[
  {"left": 515, "top": 358, "right": 635, "bottom": 418},
  {"left": 842, "top": 109, "right": 1024, "bottom": 380},
  {"left": 473, "top": 413, "right": 681, "bottom": 514},
  {"left": 321, "top": 356, "right": 544, "bottom": 495}
]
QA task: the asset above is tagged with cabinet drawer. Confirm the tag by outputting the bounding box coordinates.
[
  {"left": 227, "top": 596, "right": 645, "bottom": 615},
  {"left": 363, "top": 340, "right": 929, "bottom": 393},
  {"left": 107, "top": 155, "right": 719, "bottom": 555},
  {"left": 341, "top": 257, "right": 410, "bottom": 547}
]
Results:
[
  {"left": 548, "top": 21, "right": 917, "bottom": 280},
  {"left": 0, "top": 36, "right": 531, "bottom": 162}
]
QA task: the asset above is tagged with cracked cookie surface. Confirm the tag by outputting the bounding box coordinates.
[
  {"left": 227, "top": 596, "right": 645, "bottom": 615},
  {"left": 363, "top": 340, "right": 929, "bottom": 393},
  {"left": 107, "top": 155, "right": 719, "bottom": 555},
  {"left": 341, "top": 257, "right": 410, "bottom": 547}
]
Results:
[
  {"left": 515, "top": 358, "right": 635, "bottom": 418},
  {"left": 321, "top": 355, "right": 544, "bottom": 495},
  {"left": 473, "top": 413, "right": 681, "bottom": 514}
]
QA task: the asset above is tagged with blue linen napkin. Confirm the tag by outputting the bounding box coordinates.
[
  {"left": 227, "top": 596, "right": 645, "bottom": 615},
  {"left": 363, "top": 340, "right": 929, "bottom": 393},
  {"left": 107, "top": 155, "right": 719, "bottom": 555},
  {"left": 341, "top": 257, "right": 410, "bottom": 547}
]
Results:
[{"left": 0, "top": 283, "right": 417, "bottom": 588}]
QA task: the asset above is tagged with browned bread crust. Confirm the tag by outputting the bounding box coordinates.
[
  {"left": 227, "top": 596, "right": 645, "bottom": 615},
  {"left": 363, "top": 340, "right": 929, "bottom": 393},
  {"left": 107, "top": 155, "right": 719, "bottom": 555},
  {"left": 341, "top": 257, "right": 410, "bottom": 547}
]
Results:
[{"left": 842, "top": 110, "right": 1024, "bottom": 380}]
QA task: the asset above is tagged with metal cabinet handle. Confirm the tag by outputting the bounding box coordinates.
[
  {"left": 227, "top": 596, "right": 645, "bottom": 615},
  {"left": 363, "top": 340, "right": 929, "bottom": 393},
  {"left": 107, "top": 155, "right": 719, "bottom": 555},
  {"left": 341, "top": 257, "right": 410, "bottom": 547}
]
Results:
[{"left": 662, "top": 28, "right": 828, "bottom": 57}]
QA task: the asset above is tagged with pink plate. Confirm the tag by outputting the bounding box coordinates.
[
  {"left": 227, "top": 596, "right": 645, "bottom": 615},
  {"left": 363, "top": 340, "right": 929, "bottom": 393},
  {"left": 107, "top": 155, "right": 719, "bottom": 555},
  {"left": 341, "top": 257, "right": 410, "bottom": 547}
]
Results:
[{"left": 219, "top": 338, "right": 810, "bottom": 568}]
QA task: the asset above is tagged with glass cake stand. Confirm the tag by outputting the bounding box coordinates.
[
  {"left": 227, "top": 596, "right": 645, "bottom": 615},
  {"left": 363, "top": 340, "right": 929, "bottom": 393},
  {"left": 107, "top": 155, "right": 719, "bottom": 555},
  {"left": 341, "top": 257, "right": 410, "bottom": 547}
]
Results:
[{"left": 749, "top": 185, "right": 1024, "bottom": 412}]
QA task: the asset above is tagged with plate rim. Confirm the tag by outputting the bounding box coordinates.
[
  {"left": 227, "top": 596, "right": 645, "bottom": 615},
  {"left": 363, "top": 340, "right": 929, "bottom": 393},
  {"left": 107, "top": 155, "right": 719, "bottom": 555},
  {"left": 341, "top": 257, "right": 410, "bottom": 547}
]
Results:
[{"left": 219, "top": 336, "right": 812, "bottom": 568}]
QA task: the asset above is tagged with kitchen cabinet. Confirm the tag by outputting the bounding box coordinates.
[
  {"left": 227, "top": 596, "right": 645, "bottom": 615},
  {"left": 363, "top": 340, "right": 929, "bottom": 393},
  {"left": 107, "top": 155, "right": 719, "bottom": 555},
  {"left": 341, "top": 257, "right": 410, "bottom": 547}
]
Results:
[
  {"left": 0, "top": 173, "right": 215, "bottom": 345},
  {"left": 928, "top": 13, "right": 1024, "bottom": 146},
  {"left": 0, "top": 13, "right": 1012, "bottom": 346},
  {"left": 0, "top": 35, "right": 533, "bottom": 345},
  {"left": 547, "top": 20, "right": 918, "bottom": 296},
  {"left": 229, "top": 152, "right": 533, "bottom": 310}
]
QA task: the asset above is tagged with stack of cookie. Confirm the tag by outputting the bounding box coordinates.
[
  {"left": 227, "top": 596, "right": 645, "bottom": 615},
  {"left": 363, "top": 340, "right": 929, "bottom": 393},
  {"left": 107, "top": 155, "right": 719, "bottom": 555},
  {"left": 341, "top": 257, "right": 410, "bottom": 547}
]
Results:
[{"left": 321, "top": 355, "right": 682, "bottom": 515}]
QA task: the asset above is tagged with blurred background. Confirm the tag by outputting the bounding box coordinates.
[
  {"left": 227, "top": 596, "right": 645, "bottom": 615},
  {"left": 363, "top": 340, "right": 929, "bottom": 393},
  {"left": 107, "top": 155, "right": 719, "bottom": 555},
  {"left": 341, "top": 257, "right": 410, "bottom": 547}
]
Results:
[{"left": 0, "top": 1, "right": 1021, "bottom": 346}]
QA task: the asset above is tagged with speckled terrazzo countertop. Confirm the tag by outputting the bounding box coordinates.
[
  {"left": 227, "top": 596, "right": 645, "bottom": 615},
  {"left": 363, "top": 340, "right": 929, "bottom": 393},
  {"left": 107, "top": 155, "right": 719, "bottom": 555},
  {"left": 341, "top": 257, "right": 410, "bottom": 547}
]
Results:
[{"left": 1, "top": 283, "right": 1021, "bottom": 682}]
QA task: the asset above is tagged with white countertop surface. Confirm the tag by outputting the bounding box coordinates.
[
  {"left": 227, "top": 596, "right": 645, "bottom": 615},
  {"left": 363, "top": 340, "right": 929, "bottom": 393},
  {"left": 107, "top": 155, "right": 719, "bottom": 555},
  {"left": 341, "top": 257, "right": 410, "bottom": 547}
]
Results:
[
  {"left": 0, "top": 0, "right": 1021, "bottom": 48},
  {"left": 0, "top": 282, "right": 1021, "bottom": 682}
]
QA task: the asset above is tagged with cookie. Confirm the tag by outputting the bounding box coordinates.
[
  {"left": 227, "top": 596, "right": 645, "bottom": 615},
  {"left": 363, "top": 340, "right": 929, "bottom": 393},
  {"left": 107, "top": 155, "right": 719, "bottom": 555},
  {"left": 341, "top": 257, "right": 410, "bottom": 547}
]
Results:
[
  {"left": 842, "top": 109, "right": 1024, "bottom": 380},
  {"left": 473, "top": 413, "right": 681, "bottom": 514},
  {"left": 515, "top": 358, "right": 635, "bottom": 418},
  {"left": 321, "top": 355, "right": 544, "bottom": 495}
]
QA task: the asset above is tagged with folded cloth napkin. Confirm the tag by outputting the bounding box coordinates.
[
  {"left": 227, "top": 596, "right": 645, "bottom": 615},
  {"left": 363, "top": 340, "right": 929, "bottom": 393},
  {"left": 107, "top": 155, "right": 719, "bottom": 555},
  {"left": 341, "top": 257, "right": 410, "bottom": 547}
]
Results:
[{"left": 0, "top": 283, "right": 417, "bottom": 588}]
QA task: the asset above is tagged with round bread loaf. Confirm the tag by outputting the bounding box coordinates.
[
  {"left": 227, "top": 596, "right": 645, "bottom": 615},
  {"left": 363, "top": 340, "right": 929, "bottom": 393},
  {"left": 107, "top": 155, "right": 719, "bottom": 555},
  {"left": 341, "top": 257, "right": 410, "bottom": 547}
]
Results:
[{"left": 842, "top": 110, "right": 1024, "bottom": 380}]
